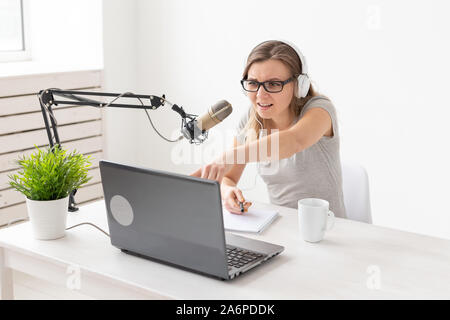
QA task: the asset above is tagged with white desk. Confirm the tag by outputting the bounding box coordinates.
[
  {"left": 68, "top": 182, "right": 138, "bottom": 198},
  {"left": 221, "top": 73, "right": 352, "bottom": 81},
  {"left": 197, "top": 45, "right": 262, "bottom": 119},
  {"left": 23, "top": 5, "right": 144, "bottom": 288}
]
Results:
[{"left": 1, "top": 200, "right": 450, "bottom": 299}]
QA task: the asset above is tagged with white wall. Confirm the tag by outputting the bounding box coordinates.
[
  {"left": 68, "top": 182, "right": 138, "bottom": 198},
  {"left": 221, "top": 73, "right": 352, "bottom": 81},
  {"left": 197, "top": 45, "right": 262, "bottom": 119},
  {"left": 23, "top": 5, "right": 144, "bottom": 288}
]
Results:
[
  {"left": 103, "top": 0, "right": 450, "bottom": 239},
  {"left": 102, "top": 0, "right": 140, "bottom": 164}
]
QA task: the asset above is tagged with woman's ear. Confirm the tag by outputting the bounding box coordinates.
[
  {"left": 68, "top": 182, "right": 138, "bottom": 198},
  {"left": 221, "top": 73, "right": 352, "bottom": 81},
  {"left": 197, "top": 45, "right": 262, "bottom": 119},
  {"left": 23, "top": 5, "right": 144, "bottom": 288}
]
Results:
[{"left": 293, "top": 79, "right": 299, "bottom": 98}]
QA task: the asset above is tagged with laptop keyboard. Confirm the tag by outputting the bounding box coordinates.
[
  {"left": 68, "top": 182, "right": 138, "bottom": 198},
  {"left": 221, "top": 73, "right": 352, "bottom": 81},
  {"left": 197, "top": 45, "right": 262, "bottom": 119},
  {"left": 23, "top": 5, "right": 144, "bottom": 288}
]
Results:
[{"left": 226, "top": 246, "right": 264, "bottom": 269}]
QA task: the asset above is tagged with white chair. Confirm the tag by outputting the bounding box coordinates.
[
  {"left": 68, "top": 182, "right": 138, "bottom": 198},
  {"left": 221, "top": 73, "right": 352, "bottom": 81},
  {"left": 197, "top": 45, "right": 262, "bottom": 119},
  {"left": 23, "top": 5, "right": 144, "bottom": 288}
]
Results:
[{"left": 341, "top": 161, "right": 373, "bottom": 224}]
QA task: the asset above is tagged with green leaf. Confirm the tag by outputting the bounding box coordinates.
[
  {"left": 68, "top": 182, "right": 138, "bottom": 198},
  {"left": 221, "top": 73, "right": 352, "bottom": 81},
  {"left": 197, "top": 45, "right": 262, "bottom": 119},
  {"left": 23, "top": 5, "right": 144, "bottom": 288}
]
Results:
[{"left": 7, "top": 144, "right": 92, "bottom": 201}]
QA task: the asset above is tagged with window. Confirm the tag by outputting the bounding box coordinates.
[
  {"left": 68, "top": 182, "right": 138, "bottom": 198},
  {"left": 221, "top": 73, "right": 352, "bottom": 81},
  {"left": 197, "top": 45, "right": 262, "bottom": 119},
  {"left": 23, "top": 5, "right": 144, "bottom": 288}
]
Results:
[{"left": 0, "top": 0, "right": 30, "bottom": 62}]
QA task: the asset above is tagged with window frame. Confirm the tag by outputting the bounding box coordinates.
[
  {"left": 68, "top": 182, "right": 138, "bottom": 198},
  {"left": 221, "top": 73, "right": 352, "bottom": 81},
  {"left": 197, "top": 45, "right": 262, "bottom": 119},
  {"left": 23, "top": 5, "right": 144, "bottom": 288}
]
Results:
[{"left": 0, "top": 0, "right": 31, "bottom": 63}]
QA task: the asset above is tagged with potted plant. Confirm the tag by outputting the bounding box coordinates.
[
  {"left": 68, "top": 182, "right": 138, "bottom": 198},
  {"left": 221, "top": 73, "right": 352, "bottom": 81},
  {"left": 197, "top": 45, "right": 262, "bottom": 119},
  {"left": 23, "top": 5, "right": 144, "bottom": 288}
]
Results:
[{"left": 8, "top": 145, "right": 92, "bottom": 240}]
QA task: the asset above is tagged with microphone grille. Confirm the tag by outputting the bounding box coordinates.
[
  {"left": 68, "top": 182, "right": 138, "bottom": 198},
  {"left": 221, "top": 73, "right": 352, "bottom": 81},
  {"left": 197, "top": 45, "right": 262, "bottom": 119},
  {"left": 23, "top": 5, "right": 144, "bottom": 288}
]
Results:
[{"left": 209, "top": 100, "right": 233, "bottom": 122}]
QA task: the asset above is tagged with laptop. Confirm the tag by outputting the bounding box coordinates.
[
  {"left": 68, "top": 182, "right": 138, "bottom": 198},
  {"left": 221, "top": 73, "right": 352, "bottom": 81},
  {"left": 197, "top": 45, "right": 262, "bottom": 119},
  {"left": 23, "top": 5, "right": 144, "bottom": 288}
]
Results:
[{"left": 99, "top": 160, "right": 284, "bottom": 280}]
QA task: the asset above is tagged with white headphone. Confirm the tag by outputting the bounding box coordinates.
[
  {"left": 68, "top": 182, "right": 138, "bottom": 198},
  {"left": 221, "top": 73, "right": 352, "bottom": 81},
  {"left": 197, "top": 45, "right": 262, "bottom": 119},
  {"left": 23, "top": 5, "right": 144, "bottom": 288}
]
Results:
[{"left": 254, "top": 39, "right": 311, "bottom": 98}]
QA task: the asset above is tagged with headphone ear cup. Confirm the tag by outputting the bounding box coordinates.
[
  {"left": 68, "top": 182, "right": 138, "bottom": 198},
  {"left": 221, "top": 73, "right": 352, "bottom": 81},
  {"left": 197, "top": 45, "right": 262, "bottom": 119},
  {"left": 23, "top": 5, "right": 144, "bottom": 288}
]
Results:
[{"left": 297, "top": 75, "right": 311, "bottom": 98}]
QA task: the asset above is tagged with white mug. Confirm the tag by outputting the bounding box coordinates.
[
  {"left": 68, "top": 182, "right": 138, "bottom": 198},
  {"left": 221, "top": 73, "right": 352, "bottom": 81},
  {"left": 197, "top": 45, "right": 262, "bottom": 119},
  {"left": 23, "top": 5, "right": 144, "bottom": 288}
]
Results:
[{"left": 298, "top": 198, "right": 335, "bottom": 243}]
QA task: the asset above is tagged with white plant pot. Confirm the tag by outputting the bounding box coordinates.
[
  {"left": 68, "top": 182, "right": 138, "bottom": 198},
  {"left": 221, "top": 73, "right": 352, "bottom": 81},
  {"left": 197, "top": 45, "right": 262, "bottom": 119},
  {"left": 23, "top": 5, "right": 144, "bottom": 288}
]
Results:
[{"left": 26, "top": 196, "right": 69, "bottom": 240}]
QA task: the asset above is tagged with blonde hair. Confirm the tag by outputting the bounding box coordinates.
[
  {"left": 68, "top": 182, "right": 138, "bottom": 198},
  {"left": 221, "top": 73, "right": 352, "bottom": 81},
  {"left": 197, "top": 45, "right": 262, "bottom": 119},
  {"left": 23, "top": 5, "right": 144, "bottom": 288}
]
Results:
[{"left": 240, "top": 40, "right": 319, "bottom": 142}]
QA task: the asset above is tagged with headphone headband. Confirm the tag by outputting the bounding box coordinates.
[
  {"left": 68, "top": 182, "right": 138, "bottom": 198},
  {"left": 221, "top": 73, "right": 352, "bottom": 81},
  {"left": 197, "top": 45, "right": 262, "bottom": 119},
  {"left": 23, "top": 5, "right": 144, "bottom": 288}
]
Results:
[
  {"left": 257, "top": 39, "right": 308, "bottom": 75},
  {"left": 255, "top": 39, "right": 311, "bottom": 98}
]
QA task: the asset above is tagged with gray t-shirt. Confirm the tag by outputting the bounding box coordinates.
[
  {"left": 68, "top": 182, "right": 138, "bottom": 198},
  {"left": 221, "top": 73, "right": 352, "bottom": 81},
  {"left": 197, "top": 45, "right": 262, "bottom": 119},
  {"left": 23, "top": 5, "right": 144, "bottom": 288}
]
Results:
[{"left": 235, "top": 96, "right": 347, "bottom": 218}]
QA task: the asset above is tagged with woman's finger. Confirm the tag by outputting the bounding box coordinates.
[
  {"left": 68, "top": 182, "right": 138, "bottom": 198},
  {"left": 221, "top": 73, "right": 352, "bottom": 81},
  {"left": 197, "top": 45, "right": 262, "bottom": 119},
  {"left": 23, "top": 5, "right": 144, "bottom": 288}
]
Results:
[
  {"left": 233, "top": 188, "right": 245, "bottom": 203},
  {"left": 227, "top": 189, "right": 239, "bottom": 207},
  {"left": 224, "top": 200, "right": 241, "bottom": 214},
  {"left": 227, "top": 189, "right": 241, "bottom": 208},
  {"left": 225, "top": 193, "right": 243, "bottom": 214},
  {"left": 201, "top": 165, "right": 210, "bottom": 179},
  {"left": 216, "top": 167, "right": 225, "bottom": 184},
  {"left": 207, "top": 166, "right": 218, "bottom": 181},
  {"left": 190, "top": 168, "right": 202, "bottom": 177}
]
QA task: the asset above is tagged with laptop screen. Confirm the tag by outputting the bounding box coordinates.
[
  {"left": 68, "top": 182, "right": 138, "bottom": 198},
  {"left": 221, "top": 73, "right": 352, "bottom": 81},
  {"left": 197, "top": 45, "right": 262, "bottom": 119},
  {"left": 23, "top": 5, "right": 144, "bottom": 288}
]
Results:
[{"left": 99, "top": 160, "right": 229, "bottom": 279}]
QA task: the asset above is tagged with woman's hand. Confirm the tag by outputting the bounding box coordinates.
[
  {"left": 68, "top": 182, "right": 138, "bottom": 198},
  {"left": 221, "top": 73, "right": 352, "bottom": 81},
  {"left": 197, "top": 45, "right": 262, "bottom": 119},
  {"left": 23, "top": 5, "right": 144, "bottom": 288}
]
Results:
[
  {"left": 190, "top": 156, "right": 233, "bottom": 183},
  {"left": 221, "top": 184, "right": 252, "bottom": 215}
]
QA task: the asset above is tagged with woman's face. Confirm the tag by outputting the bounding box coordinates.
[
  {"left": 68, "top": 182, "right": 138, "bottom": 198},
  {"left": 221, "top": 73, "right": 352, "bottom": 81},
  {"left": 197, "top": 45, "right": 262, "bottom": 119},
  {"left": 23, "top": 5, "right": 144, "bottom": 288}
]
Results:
[{"left": 246, "top": 59, "right": 295, "bottom": 123}]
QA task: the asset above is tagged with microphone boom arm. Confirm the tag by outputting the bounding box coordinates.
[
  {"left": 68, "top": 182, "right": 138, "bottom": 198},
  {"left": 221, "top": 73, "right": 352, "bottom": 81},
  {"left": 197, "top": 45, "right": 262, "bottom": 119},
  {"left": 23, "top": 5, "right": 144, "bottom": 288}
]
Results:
[
  {"left": 38, "top": 88, "right": 189, "bottom": 212},
  {"left": 39, "top": 88, "right": 186, "bottom": 147}
]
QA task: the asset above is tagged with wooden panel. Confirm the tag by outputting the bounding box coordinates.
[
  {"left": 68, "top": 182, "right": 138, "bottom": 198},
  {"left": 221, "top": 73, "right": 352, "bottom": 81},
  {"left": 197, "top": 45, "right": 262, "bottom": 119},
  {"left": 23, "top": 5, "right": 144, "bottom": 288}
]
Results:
[
  {"left": 0, "top": 106, "right": 101, "bottom": 135},
  {"left": 0, "top": 70, "right": 104, "bottom": 228},
  {"left": 87, "top": 168, "right": 101, "bottom": 185},
  {"left": 0, "top": 94, "right": 40, "bottom": 116},
  {"left": 75, "top": 183, "right": 103, "bottom": 204},
  {"left": 0, "top": 136, "right": 102, "bottom": 172},
  {"left": 0, "top": 188, "right": 24, "bottom": 208},
  {"left": 85, "top": 152, "right": 103, "bottom": 170},
  {"left": 86, "top": 151, "right": 103, "bottom": 168},
  {"left": 64, "top": 137, "right": 103, "bottom": 155},
  {"left": 0, "top": 169, "right": 18, "bottom": 190},
  {"left": 0, "top": 203, "right": 27, "bottom": 227},
  {"left": 0, "top": 70, "right": 102, "bottom": 97},
  {"left": 0, "top": 87, "right": 102, "bottom": 116},
  {"left": 0, "top": 120, "right": 102, "bottom": 154}
]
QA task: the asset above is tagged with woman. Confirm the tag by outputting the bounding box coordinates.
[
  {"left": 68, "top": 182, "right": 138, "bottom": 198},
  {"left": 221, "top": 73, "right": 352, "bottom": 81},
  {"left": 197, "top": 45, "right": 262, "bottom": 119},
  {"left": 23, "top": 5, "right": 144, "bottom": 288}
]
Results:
[{"left": 191, "top": 40, "right": 346, "bottom": 218}]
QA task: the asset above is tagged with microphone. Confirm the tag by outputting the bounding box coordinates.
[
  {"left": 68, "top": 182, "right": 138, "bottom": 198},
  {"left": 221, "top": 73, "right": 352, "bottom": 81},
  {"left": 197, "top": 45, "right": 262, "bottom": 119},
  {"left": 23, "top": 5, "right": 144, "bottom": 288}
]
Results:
[{"left": 180, "top": 100, "right": 232, "bottom": 144}]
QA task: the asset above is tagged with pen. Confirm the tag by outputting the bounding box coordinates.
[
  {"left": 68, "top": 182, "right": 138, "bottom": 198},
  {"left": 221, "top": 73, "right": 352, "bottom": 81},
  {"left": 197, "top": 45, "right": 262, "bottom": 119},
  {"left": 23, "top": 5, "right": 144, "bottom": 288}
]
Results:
[{"left": 239, "top": 201, "right": 244, "bottom": 213}]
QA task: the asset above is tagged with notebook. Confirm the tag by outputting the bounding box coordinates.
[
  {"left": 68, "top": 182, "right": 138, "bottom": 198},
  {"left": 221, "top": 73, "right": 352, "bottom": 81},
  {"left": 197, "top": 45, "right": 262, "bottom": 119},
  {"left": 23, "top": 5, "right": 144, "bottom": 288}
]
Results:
[{"left": 222, "top": 207, "right": 279, "bottom": 234}]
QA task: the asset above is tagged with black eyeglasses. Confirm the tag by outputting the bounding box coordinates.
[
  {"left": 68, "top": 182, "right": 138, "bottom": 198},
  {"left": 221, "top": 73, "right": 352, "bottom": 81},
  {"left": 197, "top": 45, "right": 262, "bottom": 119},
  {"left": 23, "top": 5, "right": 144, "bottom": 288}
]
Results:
[{"left": 240, "top": 77, "right": 294, "bottom": 93}]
